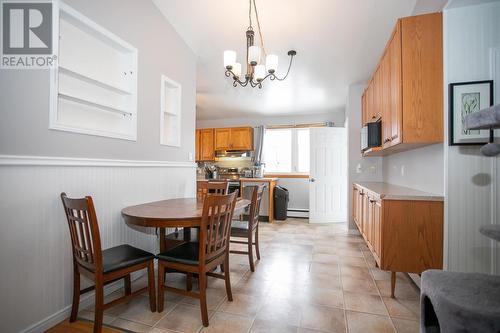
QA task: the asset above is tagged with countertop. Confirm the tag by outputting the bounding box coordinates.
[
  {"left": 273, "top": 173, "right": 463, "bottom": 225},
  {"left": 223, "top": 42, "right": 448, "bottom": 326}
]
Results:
[
  {"left": 197, "top": 177, "right": 278, "bottom": 182},
  {"left": 354, "top": 182, "right": 444, "bottom": 202},
  {"left": 240, "top": 178, "right": 278, "bottom": 182}
]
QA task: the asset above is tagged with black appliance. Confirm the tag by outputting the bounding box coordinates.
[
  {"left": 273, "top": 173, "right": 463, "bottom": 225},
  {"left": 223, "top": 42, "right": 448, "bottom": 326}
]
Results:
[
  {"left": 361, "top": 121, "right": 382, "bottom": 151},
  {"left": 273, "top": 186, "right": 289, "bottom": 220}
]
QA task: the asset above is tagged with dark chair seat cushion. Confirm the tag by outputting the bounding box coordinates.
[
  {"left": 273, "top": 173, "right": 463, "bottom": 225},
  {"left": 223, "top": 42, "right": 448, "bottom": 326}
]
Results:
[
  {"left": 231, "top": 220, "right": 250, "bottom": 237},
  {"left": 157, "top": 242, "right": 202, "bottom": 265},
  {"left": 102, "top": 244, "right": 155, "bottom": 273}
]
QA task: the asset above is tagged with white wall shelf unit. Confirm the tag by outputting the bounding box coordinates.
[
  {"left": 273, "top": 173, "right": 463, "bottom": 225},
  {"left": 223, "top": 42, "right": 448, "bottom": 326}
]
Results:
[
  {"left": 50, "top": 2, "right": 138, "bottom": 140},
  {"left": 160, "top": 75, "right": 182, "bottom": 147}
]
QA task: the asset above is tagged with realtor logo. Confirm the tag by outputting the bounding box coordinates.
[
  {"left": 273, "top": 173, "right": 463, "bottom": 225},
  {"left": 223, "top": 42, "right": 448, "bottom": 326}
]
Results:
[{"left": 1, "top": 1, "right": 56, "bottom": 68}]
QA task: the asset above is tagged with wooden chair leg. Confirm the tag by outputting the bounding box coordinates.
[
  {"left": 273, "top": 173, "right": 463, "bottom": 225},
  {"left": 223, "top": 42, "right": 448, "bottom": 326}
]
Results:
[
  {"left": 255, "top": 226, "right": 261, "bottom": 260},
  {"left": 391, "top": 271, "right": 396, "bottom": 298},
  {"left": 248, "top": 233, "right": 255, "bottom": 272},
  {"left": 186, "top": 273, "right": 193, "bottom": 291},
  {"left": 147, "top": 261, "right": 157, "bottom": 312},
  {"left": 124, "top": 274, "right": 132, "bottom": 296},
  {"left": 70, "top": 265, "right": 80, "bottom": 322},
  {"left": 157, "top": 264, "right": 165, "bottom": 313},
  {"left": 224, "top": 255, "right": 233, "bottom": 302},
  {"left": 93, "top": 278, "right": 104, "bottom": 333},
  {"left": 199, "top": 272, "right": 209, "bottom": 327}
]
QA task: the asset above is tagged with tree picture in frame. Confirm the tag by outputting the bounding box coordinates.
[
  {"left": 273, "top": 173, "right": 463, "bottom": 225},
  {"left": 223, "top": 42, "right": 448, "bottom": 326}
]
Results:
[{"left": 449, "top": 80, "right": 494, "bottom": 146}]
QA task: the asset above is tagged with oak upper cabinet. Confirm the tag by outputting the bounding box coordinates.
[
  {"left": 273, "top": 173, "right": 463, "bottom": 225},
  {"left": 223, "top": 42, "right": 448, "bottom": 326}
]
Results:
[
  {"left": 198, "top": 129, "right": 215, "bottom": 161},
  {"left": 215, "top": 127, "right": 253, "bottom": 151},
  {"left": 195, "top": 129, "right": 201, "bottom": 161},
  {"left": 230, "top": 127, "right": 254, "bottom": 150},
  {"left": 362, "top": 12, "right": 443, "bottom": 155},
  {"left": 214, "top": 128, "right": 231, "bottom": 150}
]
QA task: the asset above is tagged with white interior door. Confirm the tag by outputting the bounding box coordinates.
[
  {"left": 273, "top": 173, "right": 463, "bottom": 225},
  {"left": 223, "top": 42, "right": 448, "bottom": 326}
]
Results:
[{"left": 309, "top": 127, "right": 347, "bottom": 223}]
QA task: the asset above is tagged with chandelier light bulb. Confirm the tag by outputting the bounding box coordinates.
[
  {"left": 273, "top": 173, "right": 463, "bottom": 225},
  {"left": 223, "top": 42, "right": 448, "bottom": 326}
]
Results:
[
  {"left": 254, "top": 65, "right": 266, "bottom": 81},
  {"left": 233, "top": 62, "right": 242, "bottom": 78},
  {"left": 266, "top": 54, "right": 278, "bottom": 73},
  {"left": 248, "top": 46, "right": 261, "bottom": 66},
  {"left": 222, "top": 0, "right": 296, "bottom": 88},
  {"left": 224, "top": 50, "right": 236, "bottom": 69}
]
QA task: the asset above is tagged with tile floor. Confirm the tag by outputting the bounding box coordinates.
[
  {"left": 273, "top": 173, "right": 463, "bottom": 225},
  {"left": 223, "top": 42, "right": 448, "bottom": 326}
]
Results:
[{"left": 80, "top": 219, "right": 421, "bottom": 333}]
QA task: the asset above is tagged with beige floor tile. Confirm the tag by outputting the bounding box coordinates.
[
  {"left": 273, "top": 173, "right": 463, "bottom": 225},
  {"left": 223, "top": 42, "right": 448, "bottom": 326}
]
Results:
[
  {"left": 371, "top": 269, "right": 409, "bottom": 282},
  {"left": 343, "top": 291, "right": 387, "bottom": 315},
  {"left": 342, "top": 277, "right": 379, "bottom": 295},
  {"left": 346, "top": 311, "right": 395, "bottom": 333},
  {"left": 250, "top": 318, "right": 298, "bottom": 333},
  {"left": 180, "top": 287, "right": 227, "bottom": 310},
  {"left": 299, "top": 288, "right": 344, "bottom": 309},
  {"left": 340, "top": 264, "right": 372, "bottom": 280},
  {"left": 383, "top": 297, "right": 420, "bottom": 320},
  {"left": 391, "top": 318, "right": 419, "bottom": 333},
  {"left": 118, "top": 295, "right": 170, "bottom": 326},
  {"left": 110, "top": 318, "right": 152, "bottom": 333},
  {"left": 338, "top": 256, "right": 367, "bottom": 267},
  {"left": 255, "top": 297, "right": 302, "bottom": 327},
  {"left": 300, "top": 304, "right": 346, "bottom": 333},
  {"left": 310, "top": 262, "right": 340, "bottom": 275},
  {"left": 233, "top": 276, "right": 273, "bottom": 296},
  {"left": 303, "top": 272, "right": 342, "bottom": 291},
  {"left": 219, "top": 292, "right": 264, "bottom": 316},
  {"left": 200, "top": 312, "right": 253, "bottom": 333},
  {"left": 375, "top": 280, "right": 419, "bottom": 300},
  {"left": 312, "top": 253, "right": 340, "bottom": 265},
  {"left": 78, "top": 310, "right": 116, "bottom": 325},
  {"left": 154, "top": 304, "right": 212, "bottom": 333},
  {"left": 149, "top": 328, "right": 178, "bottom": 333}
]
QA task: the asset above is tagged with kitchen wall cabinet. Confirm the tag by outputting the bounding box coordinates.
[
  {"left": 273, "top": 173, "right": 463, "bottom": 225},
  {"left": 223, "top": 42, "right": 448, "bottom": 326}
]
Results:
[
  {"left": 352, "top": 182, "right": 443, "bottom": 298},
  {"left": 195, "top": 129, "right": 201, "bottom": 161},
  {"left": 214, "top": 127, "right": 253, "bottom": 151},
  {"left": 196, "top": 128, "right": 215, "bottom": 161},
  {"left": 361, "top": 12, "right": 443, "bottom": 156}
]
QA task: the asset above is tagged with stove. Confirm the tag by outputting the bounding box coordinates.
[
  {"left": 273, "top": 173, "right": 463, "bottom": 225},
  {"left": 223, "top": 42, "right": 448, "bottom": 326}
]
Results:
[{"left": 218, "top": 168, "right": 241, "bottom": 193}]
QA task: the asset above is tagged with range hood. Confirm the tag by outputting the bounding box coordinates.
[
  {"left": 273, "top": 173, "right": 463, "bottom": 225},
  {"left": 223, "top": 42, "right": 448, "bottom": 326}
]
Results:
[{"left": 215, "top": 150, "right": 253, "bottom": 158}]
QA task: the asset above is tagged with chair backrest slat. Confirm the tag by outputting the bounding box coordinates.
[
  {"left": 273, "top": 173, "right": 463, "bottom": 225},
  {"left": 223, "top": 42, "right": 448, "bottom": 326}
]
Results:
[
  {"left": 199, "top": 192, "right": 238, "bottom": 264},
  {"left": 197, "top": 181, "right": 229, "bottom": 201},
  {"left": 61, "top": 193, "right": 103, "bottom": 272},
  {"left": 242, "top": 185, "right": 265, "bottom": 232}
]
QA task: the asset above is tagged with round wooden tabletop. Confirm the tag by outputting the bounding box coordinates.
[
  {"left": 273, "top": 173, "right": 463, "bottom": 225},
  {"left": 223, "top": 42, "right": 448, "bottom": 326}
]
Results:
[{"left": 122, "top": 197, "right": 251, "bottom": 228}]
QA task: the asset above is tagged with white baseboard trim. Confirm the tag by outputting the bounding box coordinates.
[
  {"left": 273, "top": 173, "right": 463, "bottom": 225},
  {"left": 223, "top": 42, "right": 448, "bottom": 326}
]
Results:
[
  {"left": 0, "top": 155, "right": 197, "bottom": 168},
  {"left": 20, "top": 272, "right": 146, "bottom": 333}
]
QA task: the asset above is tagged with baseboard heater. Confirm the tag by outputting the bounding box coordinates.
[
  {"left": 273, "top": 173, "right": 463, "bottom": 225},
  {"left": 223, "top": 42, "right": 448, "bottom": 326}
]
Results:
[{"left": 287, "top": 208, "right": 309, "bottom": 218}]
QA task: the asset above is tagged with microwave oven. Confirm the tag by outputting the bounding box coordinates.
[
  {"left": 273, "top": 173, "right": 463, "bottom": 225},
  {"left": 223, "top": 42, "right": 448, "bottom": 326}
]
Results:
[{"left": 361, "top": 121, "right": 382, "bottom": 151}]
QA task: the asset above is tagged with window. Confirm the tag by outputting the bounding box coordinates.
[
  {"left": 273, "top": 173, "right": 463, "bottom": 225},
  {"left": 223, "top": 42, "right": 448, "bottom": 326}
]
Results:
[
  {"left": 263, "top": 128, "right": 310, "bottom": 173},
  {"left": 160, "top": 75, "right": 181, "bottom": 147}
]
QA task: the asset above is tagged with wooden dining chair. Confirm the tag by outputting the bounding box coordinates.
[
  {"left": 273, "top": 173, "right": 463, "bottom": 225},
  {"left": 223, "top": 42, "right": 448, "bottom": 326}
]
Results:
[
  {"left": 230, "top": 185, "right": 264, "bottom": 272},
  {"left": 197, "top": 181, "right": 229, "bottom": 201},
  {"left": 60, "top": 193, "right": 156, "bottom": 333},
  {"left": 157, "top": 191, "right": 238, "bottom": 327}
]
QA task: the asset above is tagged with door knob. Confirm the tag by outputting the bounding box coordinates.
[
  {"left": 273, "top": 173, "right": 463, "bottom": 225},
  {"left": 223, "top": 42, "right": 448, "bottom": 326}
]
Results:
[{"left": 309, "top": 178, "right": 316, "bottom": 182}]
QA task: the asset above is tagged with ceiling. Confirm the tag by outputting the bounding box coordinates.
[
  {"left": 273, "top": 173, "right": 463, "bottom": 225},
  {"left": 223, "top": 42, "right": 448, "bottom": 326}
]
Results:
[{"left": 153, "top": 0, "right": 420, "bottom": 120}]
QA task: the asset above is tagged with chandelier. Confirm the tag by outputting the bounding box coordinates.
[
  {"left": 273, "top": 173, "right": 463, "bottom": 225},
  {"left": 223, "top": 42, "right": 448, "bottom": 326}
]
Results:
[{"left": 223, "top": 0, "right": 297, "bottom": 89}]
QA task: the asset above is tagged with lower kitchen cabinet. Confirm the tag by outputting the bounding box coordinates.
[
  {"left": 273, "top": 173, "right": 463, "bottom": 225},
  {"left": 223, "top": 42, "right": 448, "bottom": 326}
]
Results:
[{"left": 352, "top": 182, "right": 444, "bottom": 298}]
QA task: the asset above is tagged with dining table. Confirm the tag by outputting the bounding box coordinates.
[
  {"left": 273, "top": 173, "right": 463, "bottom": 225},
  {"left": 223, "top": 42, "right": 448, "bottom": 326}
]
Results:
[{"left": 121, "top": 197, "right": 251, "bottom": 252}]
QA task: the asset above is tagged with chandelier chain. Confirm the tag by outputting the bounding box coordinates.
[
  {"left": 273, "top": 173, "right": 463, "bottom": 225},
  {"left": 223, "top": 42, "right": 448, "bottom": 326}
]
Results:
[{"left": 252, "top": 0, "right": 267, "bottom": 56}]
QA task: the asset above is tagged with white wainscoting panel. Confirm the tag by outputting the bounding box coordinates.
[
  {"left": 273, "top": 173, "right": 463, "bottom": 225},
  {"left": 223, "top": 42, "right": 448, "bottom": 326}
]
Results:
[{"left": 0, "top": 160, "right": 195, "bottom": 333}]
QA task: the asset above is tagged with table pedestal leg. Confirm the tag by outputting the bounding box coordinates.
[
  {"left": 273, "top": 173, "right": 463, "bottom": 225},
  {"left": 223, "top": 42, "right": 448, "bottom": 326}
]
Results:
[{"left": 159, "top": 228, "right": 166, "bottom": 252}]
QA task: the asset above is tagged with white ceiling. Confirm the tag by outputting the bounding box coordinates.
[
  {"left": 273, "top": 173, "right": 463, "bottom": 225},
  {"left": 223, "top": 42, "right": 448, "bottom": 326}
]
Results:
[{"left": 153, "top": 0, "right": 420, "bottom": 120}]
